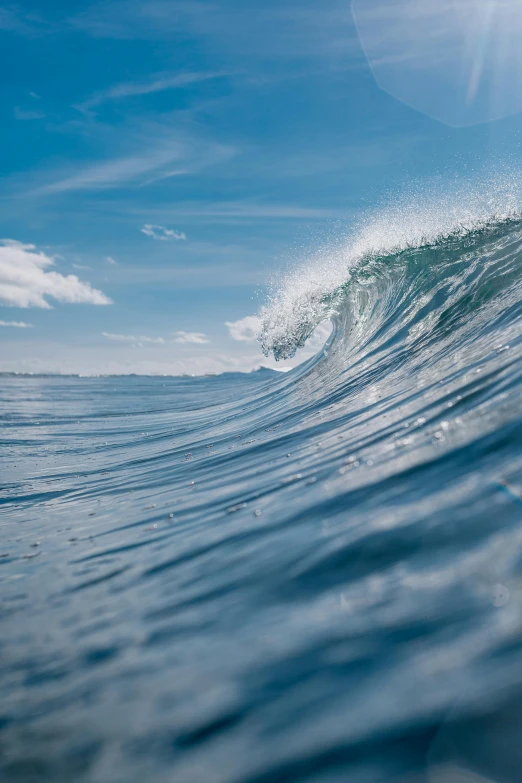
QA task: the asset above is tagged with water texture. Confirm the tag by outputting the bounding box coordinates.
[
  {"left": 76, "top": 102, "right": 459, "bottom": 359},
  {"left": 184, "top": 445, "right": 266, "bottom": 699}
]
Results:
[{"left": 2, "top": 209, "right": 522, "bottom": 782}]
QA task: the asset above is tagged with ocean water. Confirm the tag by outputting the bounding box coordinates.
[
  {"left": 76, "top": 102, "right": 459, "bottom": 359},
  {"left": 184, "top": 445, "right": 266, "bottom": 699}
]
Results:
[{"left": 2, "top": 208, "right": 522, "bottom": 782}]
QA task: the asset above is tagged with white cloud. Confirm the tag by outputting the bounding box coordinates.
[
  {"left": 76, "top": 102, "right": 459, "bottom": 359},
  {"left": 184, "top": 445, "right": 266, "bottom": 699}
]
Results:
[
  {"left": 102, "top": 330, "right": 209, "bottom": 346},
  {"left": 0, "top": 321, "right": 330, "bottom": 376},
  {"left": 21, "top": 117, "right": 235, "bottom": 196},
  {"left": 106, "top": 256, "right": 118, "bottom": 265},
  {"left": 0, "top": 240, "right": 112, "bottom": 309},
  {"left": 173, "top": 331, "right": 209, "bottom": 344},
  {"left": 0, "top": 320, "right": 33, "bottom": 328},
  {"left": 102, "top": 332, "right": 165, "bottom": 346},
  {"left": 225, "top": 315, "right": 261, "bottom": 342},
  {"left": 141, "top": 224, "right": 187, "bottom": 241},
  {"left": 77, "top": 71, "right": 225, "bottom": 112},
  {"left": 36, "top": 143, "right": 187, "bottom": 195}
]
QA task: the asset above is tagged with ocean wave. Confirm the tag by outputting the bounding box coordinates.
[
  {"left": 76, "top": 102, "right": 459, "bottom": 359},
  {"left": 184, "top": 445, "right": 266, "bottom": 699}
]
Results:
[
  {"left": 3, "top": 177, "right": 522, "bottom": 782},
  {"left": 260, "top": 175, "right": 522, "bottom": 359}
]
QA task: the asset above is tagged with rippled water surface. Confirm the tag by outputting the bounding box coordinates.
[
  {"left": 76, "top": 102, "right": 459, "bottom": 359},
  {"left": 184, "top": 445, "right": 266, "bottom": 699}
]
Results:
[{"left": 2, "top": 216, "right": 522, "bottom": 782}]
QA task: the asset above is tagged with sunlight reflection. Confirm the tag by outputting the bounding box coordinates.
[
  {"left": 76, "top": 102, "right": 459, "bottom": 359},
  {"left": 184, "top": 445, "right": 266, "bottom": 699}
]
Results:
[{"left": 352, "top": 0, "right": 522, "bottom": 127}]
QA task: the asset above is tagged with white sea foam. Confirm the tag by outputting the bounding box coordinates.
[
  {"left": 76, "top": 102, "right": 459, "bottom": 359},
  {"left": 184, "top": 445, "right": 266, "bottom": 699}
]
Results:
[{"left": 260, "top": 172, "right": 522, "bottom": 359}]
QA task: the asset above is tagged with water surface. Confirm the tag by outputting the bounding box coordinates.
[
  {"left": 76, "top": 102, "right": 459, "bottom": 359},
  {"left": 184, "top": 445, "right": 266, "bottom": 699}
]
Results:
[{"left": 2, "top": 215, "right": 522, "bottom": 782}]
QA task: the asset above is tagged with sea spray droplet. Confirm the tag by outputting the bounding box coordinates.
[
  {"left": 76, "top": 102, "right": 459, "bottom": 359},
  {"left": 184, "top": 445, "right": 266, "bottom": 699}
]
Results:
[
  {"left": 281, "top": 474, "right": 302, "bottom": 484},
  {"left": 226, "top": 503, "right": 247, "bottom": 514}
]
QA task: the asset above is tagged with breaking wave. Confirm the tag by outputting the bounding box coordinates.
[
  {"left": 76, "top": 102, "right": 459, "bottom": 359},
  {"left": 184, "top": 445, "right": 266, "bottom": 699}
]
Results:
[{"left": 3, "top": 179, "right": 522, "bottom": 783}]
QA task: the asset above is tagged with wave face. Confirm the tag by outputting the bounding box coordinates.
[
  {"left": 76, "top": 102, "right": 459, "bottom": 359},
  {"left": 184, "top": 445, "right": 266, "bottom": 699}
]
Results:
[{"left": 3, "top": 208, "right": 522, "bottom": 782}]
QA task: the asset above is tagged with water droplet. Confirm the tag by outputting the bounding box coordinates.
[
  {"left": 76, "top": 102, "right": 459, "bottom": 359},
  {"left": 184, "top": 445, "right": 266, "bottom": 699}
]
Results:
[
  {"left": 281, "top": 474, "right": 302, "bottom": 484},
  {"left": 227, "top": 502, "right": 247, "bottom": 514}
]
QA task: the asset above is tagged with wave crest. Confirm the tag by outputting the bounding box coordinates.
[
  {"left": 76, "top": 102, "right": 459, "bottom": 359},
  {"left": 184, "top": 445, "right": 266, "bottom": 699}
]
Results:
[{"left": 260, "top": 175, "right": 522, "bottom": 360}]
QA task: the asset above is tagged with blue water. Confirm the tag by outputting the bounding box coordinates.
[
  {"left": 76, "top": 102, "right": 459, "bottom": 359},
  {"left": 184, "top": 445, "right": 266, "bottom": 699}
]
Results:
[{"left": 2, "top": 213, "right": 522, "bottom": 782}]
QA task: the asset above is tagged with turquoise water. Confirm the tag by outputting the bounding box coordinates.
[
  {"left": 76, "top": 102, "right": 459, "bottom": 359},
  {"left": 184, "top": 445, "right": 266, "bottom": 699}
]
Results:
[{"left": 2, "top": 216, "right": 522, "bottom": 782}]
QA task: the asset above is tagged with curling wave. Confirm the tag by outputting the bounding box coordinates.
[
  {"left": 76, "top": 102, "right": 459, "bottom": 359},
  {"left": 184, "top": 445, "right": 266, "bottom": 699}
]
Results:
[
  {"left": 260, "top": 175, "right": 522, "bottom": 360},
  {"left": 2, "top": 186, "right": 522, "bottom": 783}
]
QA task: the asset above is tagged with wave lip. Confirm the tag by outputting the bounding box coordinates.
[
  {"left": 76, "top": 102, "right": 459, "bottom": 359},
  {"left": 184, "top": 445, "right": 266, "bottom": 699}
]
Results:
[{"left": 260, "top": 177, "right": 522, "bottom": 360}]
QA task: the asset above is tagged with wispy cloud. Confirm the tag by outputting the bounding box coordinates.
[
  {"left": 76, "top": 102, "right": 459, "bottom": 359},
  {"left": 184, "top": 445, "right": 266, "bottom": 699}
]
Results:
[
  {"left": 173, "top": 330, "right": 209, "bottom": 344},
  {"left": 102, "top": 332, "right": 165, "bottom": 346},
  {"left": 0, "top": 7, "right": 24, "bottom": 32},
  {"left": 27, "top": 127, "right": 234, "bottom": 195},
  {"left": 102, "top": 330, "right": 209, "bottom": 346},
  {"left": 92, "top": 256, "right": 263, "bottom": 288},
  {"left": 0, "top": 240, "right": 111, "bottom": 308},
  {"left": 133, "top": 201, "right": 345, "bottom": 222},
  {"left": 70, "top": 1, "right": 214, "bottom": 40},
  {"left": 34, "top": 142, "right": 185, "bottom": 195},
  {"left": 14, "top": 107, "right": 44, "bottom": 121},
  {"left": 0, "top": 320, "right": 33, "bottom": 328},
  {"left": 0, "top": 6, "right": 46, "bottom": 35},
  {"left": 225, "top": 315, "right": 261, "bottom": 342},
  {"left": 5, "top": 1, "right": 360, "bottom": 64},
  {"left": 69, "top": 0, "right": 359, "bottom": 65},
  {"left": 106, "top": 256, "right": 118, "bottom": 265},
  {"left": 76, "top": 71, "right": 227, "bottom": 113},
  {"left": 141, "top": 224, "right": 186, "bottom": 241}
]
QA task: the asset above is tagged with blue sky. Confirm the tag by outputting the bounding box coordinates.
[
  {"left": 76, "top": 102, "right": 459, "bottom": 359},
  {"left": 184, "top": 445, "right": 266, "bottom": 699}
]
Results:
[{"left": 1, "top": 0, "right": 522, "bottom": 375}]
